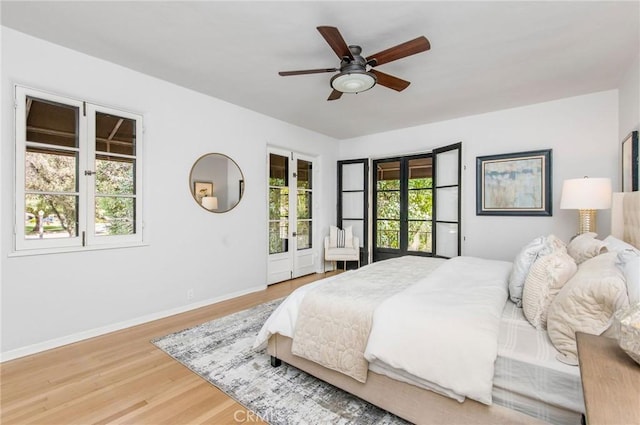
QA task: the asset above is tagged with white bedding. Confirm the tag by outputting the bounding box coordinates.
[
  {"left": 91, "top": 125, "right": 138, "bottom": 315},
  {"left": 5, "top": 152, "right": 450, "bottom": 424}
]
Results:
[
  {"left": 364, "top": 256, "right": 511, "bottom": 405},
  {"left": 290, "top": 256, "right": 445, "bottom": 382},
  {"left": 494, "top": 301, "right": 584, "bottom": 425},
  {"left": 255, "top": 255, "right": 511, "bottom": 406}
]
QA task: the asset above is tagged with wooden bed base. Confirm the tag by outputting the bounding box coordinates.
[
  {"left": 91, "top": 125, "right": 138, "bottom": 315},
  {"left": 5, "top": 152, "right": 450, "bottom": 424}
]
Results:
[{"left": 268, "top": 334, "right": 545, "bottom": 425}]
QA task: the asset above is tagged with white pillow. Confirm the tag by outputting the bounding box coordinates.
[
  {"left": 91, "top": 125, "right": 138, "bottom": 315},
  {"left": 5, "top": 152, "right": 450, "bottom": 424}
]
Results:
[
  {"left": 509, "top": 236, "right": 549, "bottom": 307},
  {"left": 522, "top": 250, "right": 577, "bottom": 329},
  {"left": 547, "top": 252, "right": 630, "bottom": 365},
  {"left": 329, "top": 225, "right": 353, "bottom": 248},
  {"left": 603, "top": 235, "right": 640, "bottom": 256},
  {"left": 567, "top": 232, "right": 606, "bottom": 264},
  {"left": 344, "top": 226, "right": 354, "bottom": 248},
  {"left": 329, "top": 225, "right": 339, "bottom": 248},
  {"left": 620, "top": 251, "right": 640, "bottom": 304}
]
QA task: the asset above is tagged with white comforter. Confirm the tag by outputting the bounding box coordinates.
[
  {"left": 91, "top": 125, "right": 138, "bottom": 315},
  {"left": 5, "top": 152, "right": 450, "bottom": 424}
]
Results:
[
  {"left": 254, "top": 256, "right": 511, "bottom": 405},
  {"left": 365, "top": 256, "right": 510, "bottom": 405}
]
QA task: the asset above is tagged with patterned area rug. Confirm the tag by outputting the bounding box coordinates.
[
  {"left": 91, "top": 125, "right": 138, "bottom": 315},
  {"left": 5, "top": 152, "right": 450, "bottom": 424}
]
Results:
[{"left": 152, "top": 299, "right": 408, "bottom": 425}]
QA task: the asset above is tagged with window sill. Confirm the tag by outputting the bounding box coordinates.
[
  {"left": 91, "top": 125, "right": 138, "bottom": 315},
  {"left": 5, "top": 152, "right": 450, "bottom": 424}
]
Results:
[{"left": 8, "top": 242, "right": 149, "bottom": 257}]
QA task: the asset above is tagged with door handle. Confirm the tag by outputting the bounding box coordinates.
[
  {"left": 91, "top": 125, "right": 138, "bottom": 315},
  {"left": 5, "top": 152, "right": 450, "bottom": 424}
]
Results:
[{"left": 292, "top": 232, "right": 297, "bottom": 237}]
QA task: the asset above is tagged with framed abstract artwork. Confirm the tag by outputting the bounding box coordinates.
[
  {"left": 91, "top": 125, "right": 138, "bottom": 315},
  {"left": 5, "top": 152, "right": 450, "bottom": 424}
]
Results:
[
  {"left": 622, "top": 130, "right": 639, "bottom": 192},
  {"left": 476, "top": 149, "right": 552, "bottom": 216}
]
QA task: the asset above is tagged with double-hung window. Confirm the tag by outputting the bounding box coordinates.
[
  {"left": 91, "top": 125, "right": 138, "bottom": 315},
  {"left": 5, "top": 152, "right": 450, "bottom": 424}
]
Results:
[{"left": 14, "top": 86, "right": 144, "bottom": 253}]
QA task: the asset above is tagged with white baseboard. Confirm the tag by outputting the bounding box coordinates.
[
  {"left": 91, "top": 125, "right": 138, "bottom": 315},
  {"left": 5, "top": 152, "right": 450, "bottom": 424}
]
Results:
[{"left": 0, "top": 284, "right": 267, "bottom": 362}]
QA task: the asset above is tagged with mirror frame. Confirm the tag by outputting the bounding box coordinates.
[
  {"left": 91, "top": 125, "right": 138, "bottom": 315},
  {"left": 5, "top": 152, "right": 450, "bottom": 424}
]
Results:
[{"left": 189, "top": 153, "right": 245, "bottom": 213}]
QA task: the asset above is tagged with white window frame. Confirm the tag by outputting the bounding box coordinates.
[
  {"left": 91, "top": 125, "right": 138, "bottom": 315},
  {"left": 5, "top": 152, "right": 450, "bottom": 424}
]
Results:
[{"left": 14, "top": 85, "right": 144, "bottom": 254}]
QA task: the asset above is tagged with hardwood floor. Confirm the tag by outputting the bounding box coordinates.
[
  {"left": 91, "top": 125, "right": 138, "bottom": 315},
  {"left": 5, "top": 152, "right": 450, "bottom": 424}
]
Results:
[{"left": 1, "top": 272, "right": 338, "bottom": 424}]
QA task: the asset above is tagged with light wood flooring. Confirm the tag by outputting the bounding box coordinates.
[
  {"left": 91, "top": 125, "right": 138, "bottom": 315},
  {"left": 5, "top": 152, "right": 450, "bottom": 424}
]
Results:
[{"left": 1, "top": 272, "right": 338, "bottom": 424}]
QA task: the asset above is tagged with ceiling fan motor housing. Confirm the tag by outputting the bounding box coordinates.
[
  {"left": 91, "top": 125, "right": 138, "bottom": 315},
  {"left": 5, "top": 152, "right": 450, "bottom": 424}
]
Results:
[{"left": 330, "top": 45, "right": 377, "bottom": 93}]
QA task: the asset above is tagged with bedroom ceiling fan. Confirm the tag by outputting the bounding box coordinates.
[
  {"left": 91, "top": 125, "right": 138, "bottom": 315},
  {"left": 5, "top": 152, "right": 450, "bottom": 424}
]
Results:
[{"left": 278, "top": 26, "right": 431, "bottom": 101}]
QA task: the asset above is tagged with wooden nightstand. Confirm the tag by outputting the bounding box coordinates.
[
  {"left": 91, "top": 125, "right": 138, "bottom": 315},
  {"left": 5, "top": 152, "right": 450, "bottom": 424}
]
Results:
[{"left": 576, "top": 332, "right": 640, "bottom": 425}]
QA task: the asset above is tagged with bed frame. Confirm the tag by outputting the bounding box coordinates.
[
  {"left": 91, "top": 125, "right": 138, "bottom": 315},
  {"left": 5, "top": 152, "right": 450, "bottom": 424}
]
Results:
[{"left": 267, "top": 191, "right": 640, "bottom": 425}]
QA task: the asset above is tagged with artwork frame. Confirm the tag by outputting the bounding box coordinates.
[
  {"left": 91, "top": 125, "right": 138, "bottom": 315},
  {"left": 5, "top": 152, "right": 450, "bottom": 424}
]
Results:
[
  {"left": 476, "top": 149, "right": 552, "bottom": 216},
  {"left": 194, "top": 181, "right": 214, "bottom": 203},
  {"left": 621, "top": 130, "right": 639, "bottom": 192}
]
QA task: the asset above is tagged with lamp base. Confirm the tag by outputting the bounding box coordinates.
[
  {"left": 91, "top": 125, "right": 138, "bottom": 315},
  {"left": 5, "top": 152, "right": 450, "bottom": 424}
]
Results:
[{"left": 578, "top": 209, "right": 597, "bottom": 234}]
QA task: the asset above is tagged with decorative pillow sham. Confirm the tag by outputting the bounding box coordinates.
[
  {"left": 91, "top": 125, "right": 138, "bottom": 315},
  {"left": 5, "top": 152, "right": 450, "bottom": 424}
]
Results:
[
  {"left": 547, "top": 252, "right": 630, "bottom": 365},
  {"left": 567, "top": 232, "right": 606, "bottom": 264},
  {"left": 508, "top": 236, "right": 548, "bottom": 306},
  {"left": 329, "top": 225, "right": 353, "bottom": 248},
  {"left": 522, "top": 250, "right": 577, "bottom": 329},
  {"left": 603, "top": 235, "right": 640, "bottom": 255},
  {"left": 509, "top": 235, "right": 566, "bottom": 307},
  {"left": 620, "top": 251, "right": 640, "bottom": 304}
]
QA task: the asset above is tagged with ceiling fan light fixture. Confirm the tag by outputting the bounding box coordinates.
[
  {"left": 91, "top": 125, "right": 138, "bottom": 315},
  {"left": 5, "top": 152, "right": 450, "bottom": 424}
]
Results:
[{"left": 330, "top": 71, "right": 376, "bottom": 93}]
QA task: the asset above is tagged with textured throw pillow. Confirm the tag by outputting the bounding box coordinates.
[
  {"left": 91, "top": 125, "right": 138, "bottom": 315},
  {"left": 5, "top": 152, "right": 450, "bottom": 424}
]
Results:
[
  {"left": 567, "top": 232, "right": 606, "bottom": 264},
  {"left": 329, "top": 225, "right": 353, "bottom": 248},
  {"left": 522, "top": 250, "right": 577, "bottom": 329},
  {"left": 547, "top": 252, "right": 630, "bottom": 365},
  {"left": 509, "top": 236, "right": 548, "bottom": 307}
]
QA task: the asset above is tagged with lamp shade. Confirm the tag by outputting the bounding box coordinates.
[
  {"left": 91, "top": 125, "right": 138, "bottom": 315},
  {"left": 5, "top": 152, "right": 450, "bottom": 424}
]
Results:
[
  {"left": 202, "top": 196, "right": 218, "bottom": 210},
  {"left": 560, "top": 177, "right": 612, "bottom": 210}
]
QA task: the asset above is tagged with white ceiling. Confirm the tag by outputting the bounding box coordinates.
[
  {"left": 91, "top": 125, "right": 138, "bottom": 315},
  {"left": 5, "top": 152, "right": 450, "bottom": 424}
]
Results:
[{"left": 2, "top": 1, "right": 638, "bottom": 140}]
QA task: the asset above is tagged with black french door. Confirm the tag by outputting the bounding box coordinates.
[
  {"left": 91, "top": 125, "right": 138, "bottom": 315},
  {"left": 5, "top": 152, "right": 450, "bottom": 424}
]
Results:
[{"left": 372, "top": 143, "right": 461, "bottom": 262}]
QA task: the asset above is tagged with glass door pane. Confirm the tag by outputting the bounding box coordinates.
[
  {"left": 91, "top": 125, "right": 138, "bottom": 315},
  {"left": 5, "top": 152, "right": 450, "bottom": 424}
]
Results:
[
  {"left": 375, "top": 160, "right": 401, "bottom": 252},
  {"left": 269, "top": 153, "right": 289, "bottom": 254},
  {"left": 296, "top": 159, "right": 312, "bottom": 250},
  {"left": 433, "top": 143, "right": 462, "bottom": 258},
  {"left": 407, "top": 157, "right": 433, "bottom": 253}
]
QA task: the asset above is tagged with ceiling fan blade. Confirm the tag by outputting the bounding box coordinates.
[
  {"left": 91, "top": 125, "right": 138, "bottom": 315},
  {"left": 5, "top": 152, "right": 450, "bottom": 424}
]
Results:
[
  {"left": 327, "top": 89, "right": 343, "bottom": 101},
  {"left": 367, "top": 36, "right": 430, "bottom": 67},
  {"left": 370, "top": 70, "right": 410, "bottom": 92},
  {"left": 317, "top": 26, "right": 354, "bottom": 60},
  {"left": 279, "top": 68, "right": 338, "bottom": 76}
]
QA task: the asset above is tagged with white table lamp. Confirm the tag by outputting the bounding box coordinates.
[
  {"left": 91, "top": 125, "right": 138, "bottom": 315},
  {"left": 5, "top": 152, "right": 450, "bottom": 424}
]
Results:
[
  {"left": 560, "top": 177, "right": 612, "bottom": 234},
  {"left": 202, "top": 196, "right": 218, "bottom": 210}
]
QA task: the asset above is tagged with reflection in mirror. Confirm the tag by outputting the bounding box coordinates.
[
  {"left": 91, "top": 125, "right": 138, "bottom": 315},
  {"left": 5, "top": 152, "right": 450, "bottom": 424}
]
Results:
[{"left": 189, "top": 153, "right": 244, "bottom": 213}]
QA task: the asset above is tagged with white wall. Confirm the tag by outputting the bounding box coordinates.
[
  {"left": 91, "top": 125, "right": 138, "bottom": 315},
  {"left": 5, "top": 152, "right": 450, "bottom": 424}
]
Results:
[
  {"left": 339, "top": 91, "right": 619, "bottom": 261},
  {"left": 619, "top": 54, "right": 639, "bottom": 140},
  {"left": 0, "top": 27, "right": 339, "bottom": 358}
]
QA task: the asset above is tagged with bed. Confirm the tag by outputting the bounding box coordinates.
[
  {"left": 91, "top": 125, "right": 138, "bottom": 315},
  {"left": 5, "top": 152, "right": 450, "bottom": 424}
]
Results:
[{"left": 256, "top": 191, "right": 639, "bottom": 425}]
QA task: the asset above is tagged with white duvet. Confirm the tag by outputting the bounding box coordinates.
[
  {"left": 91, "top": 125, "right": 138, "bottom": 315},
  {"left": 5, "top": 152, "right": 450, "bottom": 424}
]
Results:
[
  {"left": 365, "top": 256, "right": 511, "bottom": 405},
  {"left": 254, "top": 256, "right": 511, "bottom": 405}
]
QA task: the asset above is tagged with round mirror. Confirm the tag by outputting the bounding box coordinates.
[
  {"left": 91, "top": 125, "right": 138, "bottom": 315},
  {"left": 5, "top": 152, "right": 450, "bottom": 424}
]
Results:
[{"left": 189, "top": 153, "right": 245, "bottom": 213}]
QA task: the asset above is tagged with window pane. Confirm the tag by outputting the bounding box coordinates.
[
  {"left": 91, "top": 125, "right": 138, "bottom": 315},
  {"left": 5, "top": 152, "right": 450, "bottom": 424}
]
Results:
[
  {"left": 376, "top": 161, "right": 400, "bottom": 190},
  {"left": 25, "top": 194, "right": 77, "bottom": 238},
  {"left": 436, "top": 186, "right": 459, "bottom": 222},
  {"left": 269, "top": 221, "right": 288, "bottom": 254},
  {"left": 408, "top": 189, "right": 432, "bottom": 220},
  {"left": 376, "top": 219, "right": 400, "bottom": 249},
  {"left": 408, "top": 157, "right": 433, "bottom": 189},
  {"left": 26, "top": 97, "right": 78, "bottom": 148},
  {"left": 96, "top": 155, "right": 135, "bottom": 195},
  {"left": 25, "top": 147, "right": 77, "bottom": 193},
  {"left": 436, "top": 149, "right": 459, "bottom": 187},
  {"left": 408, "top": 220, "right": 432, "bottom": 253},
  {"left": 342, "top": 162, "right": 364, "bottom": 191},
  {"left": 95, "top": 112, "right": 136, "bottom": 156},
  {"left": 297, "top": 159, "right": 312, "bottom": 189},
  {"left": 376, "top": 191, "right": 400, "bottom": 220},
  {"left": 297, "top": 220, "right": 312, "bottom": 250},
  {"left": 269, "top": 154, "right": 288, "bottom": 186},
  {"left": 269, "top": 187, "right": 289, "bottom": 220},
  {"left": 436, "top": 222, "right": 459, "bottom": 258},
  {"left": 297, "top": 190, "right": 312, "bottom": 219},
  {"left": 95, "top": 197, "right": 134, "bottom": 236},
  {"left": 342, "top": 192, "right": 364, "bottom": 219}
]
